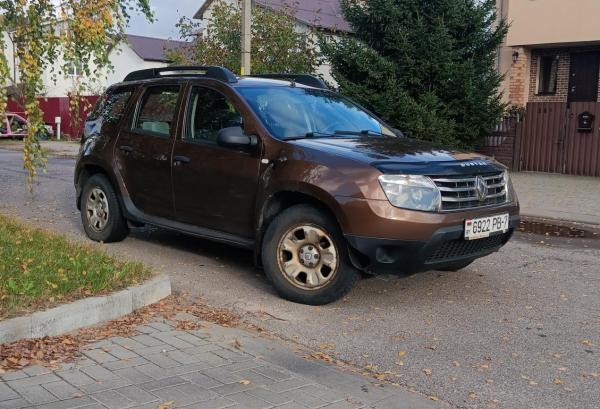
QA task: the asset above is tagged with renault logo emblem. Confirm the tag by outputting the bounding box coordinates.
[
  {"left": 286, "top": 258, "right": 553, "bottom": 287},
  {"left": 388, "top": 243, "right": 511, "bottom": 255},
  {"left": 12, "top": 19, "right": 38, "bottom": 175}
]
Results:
[{"left": 475, "top": 176, "right": 487, "bottom": 201}]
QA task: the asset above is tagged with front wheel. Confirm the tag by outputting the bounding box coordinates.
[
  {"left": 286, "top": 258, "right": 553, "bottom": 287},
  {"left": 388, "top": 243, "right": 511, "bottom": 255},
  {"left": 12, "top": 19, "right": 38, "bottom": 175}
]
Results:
[
  {"left": 262, "top": 205, "right": 359, "bottom": 305},
  {"left": 80, "top": 174, "right": 129, "bottom": 243}
]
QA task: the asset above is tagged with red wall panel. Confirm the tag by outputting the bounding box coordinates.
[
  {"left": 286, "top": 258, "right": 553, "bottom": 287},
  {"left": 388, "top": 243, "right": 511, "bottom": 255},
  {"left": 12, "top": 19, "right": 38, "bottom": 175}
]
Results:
[{"left": 6, "top": 95, "right": 99, "bottom": 140}]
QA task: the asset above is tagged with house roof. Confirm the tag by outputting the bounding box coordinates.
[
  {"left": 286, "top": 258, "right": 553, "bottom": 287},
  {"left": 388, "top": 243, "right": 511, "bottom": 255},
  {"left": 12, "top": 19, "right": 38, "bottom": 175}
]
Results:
[
  {"left": 125, "top": 34, "right": 188, "bottom": 62},
  {"left": 194, "top": 0, "right": 351, "bottom": 33}
]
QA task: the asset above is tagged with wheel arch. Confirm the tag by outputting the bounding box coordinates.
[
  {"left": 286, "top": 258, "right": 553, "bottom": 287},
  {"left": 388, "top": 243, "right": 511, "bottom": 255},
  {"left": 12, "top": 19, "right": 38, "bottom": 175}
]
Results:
[
  {"left": 76, "top": 164, "right": 121, "bottom": 211},
  {"left": 254, "top": 188, "right": 352, "bottom": 267}
]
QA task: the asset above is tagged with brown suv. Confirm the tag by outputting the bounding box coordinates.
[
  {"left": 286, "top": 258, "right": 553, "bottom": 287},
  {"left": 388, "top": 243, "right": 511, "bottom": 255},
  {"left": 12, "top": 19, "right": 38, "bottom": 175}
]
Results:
[{"left": 75, "top": 66, "right": 520, "bottom": 305}]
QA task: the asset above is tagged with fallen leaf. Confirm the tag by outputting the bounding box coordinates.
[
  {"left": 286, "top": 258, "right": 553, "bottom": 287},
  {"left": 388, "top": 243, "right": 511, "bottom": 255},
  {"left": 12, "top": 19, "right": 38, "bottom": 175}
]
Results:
[
  {"left": 428, "top": 396, "right": 439, "bottom": 401},
  {"left": 239, "top": 379, "right": 251, "bottom": 385},
  {"left": 554, "top": 378, "right": 562, "bottom": 385},
  {"left": 398, "top": 350, "right": 407, "bottom": 357},
  {"left": 468, "top": 391, "right": 477, "bottom": 400},
  {"left": 319, "top": 342, "right": 335, "bottom": 350},
  {"left": 157, "top": 400, "right": 174, "bottom": 409},
  {"left": 422, "top": 368, "right": 432, "bottom": 376}
]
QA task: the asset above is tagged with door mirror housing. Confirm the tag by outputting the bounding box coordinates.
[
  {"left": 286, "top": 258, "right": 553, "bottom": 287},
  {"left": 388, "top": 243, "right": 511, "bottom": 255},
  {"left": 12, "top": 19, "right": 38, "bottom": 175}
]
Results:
[
  {"left": 392, "top": 128, "right": 407, "bottom": 138},
  {"left": 216, "top": 126, "right": 257, "bottom": 147}
]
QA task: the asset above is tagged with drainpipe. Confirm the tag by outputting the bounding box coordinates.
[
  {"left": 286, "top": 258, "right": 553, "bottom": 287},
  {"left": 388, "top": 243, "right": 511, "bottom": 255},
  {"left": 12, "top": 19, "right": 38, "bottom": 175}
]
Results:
[{"left": 496, "top": 0, "right": 505, "bottom": 73}]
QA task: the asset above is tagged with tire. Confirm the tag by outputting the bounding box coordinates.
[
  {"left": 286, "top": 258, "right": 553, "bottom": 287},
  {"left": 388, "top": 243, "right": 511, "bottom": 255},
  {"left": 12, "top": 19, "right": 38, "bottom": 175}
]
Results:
[
  {"left": 80, "top": 174, "right": 129, "bottom": 243},
  {"left": 261, "top": 204, "right": 359, "bottom": 305},
  {"left": 439, "top": 260, "right": 474, "bottom": 272}
]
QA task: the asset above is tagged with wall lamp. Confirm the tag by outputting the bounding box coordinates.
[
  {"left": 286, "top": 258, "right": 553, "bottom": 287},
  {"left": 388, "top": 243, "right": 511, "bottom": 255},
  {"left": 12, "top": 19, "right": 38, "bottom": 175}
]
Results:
[{"left": 512, "top": 51, "right": 520, "bottom": 63}]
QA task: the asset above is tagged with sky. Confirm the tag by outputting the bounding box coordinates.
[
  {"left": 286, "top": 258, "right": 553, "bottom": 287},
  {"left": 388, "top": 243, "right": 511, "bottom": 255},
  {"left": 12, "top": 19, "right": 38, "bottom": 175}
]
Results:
[{"left": 127, "top": 0, "right": 204, "bottom": 40}]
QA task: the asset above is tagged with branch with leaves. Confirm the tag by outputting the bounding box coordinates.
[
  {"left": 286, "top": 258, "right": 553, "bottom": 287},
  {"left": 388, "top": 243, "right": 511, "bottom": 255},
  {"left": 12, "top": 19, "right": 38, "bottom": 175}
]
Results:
[
  {"left": 0, "top": 0, "right": 153, "bottom": 190},
  {"left": 167, "top": 0, "right": 318, "bottom": 75}
]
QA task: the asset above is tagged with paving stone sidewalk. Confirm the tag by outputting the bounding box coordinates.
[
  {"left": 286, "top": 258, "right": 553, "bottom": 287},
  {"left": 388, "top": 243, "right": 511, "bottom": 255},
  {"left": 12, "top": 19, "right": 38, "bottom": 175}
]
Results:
[{"left": 0, "top": 317, "right": 439, "bottom": 409}]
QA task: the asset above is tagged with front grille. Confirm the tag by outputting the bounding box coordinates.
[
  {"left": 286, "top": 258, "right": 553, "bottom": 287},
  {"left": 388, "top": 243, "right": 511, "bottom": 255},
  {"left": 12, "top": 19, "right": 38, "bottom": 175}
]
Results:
[
  {"left": 431, "top": 172, "right": 507, "bottom": 211},
  {"left": 426, "top": 233, "right": 507, "bottom": 263}
]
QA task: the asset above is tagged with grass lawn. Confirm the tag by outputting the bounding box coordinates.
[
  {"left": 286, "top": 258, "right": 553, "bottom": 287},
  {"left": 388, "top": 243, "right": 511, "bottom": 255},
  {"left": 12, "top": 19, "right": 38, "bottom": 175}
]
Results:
[{"left": 0, "top": 214, "right": 152, "bottom": 320}]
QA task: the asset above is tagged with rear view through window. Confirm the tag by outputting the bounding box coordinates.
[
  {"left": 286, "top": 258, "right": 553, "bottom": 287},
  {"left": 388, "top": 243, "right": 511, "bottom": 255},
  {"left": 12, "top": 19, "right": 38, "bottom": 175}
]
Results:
[{"left": 134, "top": 86, "right": 180, "bottom": 136}]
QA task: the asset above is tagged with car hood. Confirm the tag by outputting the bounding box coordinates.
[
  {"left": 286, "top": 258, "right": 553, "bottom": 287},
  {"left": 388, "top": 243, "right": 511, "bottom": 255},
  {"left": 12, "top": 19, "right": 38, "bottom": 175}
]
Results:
[{"left": 289, "top": 136, "right": 505, "bottom": 175}]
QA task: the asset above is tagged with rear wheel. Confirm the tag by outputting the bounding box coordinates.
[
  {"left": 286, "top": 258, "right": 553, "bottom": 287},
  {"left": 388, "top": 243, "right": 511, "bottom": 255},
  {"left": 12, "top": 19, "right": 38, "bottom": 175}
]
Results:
[
  {"left": 81, "top": 174, "right": 129, "bottom": 243},
  {"left": 262, "top": 205, "right": 359, "bottom": 305}
]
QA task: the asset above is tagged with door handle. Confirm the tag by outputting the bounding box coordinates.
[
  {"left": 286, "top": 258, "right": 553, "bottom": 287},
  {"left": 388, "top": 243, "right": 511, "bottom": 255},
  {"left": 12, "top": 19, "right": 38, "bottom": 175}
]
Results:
[
  {"left": 173, "top": 155, "right": 191, "bottom": 166},
  {"left": 119, "top": 145, "right": 133, "bottom": 153}
]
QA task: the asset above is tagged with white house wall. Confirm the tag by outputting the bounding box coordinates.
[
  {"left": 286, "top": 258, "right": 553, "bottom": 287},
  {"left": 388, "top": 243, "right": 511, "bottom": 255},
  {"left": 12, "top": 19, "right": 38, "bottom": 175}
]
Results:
[
  {"left": 104, "top": 45, "right": 167, "bottom": 87},
  {"left": 2, "top": 32, "right": 167, "bottom": 98}
]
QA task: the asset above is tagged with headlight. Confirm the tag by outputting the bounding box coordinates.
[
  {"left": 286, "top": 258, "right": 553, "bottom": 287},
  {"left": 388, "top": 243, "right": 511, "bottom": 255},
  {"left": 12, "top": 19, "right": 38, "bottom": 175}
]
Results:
[
  {"left": 503, "top": 171, "right": 517, "bottom": 204},
  {"left": 378, "top": 174, "right": 441, "bottom": 212}
]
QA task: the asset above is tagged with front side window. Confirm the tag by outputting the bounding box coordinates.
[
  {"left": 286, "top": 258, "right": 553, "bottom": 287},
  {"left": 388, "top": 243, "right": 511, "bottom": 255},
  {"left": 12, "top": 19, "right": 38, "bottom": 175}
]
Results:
[
  {"left": 185, "top": 87, "right": 242, "bottom": 143},
  {"left": 538, "top": 55, "right": 559, "bottom": 95},
  {"left": 8, "top": 115, "right": 25, "bottom": 132},
  {"left": 236, "top": 87, "right": 393, "bottom": 140},
  {"left": 134, "top": 86, "right": 180, "bottom": 136}
]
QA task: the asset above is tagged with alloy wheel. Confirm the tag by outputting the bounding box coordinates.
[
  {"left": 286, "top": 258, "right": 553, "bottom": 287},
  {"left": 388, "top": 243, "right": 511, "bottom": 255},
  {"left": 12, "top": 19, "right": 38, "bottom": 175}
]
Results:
[
  {"left": 86, "top": 187, "right": 110, "bottom": 232},
  {"left": 277, "top": 224, "right": 339, "bottom": 290}
]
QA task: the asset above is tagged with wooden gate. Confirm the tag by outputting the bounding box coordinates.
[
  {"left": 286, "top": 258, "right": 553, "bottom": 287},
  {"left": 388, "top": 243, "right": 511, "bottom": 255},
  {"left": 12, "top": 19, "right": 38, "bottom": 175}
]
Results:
[
  {"left": 517, "top": 102, "right": 567, "bottom": 173},
  {"left": 516, "top": 101, "right": 600, "bottom": 177},
  {"left": 563, "top": 102, "right": 600, "bottom": 176}
]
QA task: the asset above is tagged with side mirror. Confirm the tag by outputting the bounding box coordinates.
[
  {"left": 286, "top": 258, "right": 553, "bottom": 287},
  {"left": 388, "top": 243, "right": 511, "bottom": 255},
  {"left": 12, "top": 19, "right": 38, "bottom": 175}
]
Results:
[
  {"left": 392, "top": 128, "right": 406, "bottom": 138},
  {"left": 216, "top": 126, "right": 257, "bottom": 147}
]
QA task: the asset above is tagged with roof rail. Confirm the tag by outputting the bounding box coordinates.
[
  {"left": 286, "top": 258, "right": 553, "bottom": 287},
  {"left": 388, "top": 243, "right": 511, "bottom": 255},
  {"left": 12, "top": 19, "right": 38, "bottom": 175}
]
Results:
[
  {"left": 248, "top": 74, "right": 328, "bottom": 89},
  {"left": 123, "top": 65, "right": 238, "bottom": 83}
]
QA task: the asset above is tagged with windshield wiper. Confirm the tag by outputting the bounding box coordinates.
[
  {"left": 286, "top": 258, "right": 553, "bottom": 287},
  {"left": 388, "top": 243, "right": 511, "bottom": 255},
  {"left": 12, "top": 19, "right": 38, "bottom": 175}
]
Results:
[
  {"left": 282, "top": 129, "right": 383, "bottom": 141},
  {"left": 282, "top": 131, "right": 336, "bottom": 141},
  {"left": 333, "top": 129, "right": 384, "bottom": 136}
]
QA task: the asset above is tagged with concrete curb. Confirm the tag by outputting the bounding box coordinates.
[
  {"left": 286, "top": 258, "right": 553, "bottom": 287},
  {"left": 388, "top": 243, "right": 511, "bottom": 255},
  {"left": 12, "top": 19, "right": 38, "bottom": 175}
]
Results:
[
  {"left": 0, "top": 275, "right": 171, "bottom": 344},
  {"left": 520, "top": 215, "right": 600, "bottom": 239}
]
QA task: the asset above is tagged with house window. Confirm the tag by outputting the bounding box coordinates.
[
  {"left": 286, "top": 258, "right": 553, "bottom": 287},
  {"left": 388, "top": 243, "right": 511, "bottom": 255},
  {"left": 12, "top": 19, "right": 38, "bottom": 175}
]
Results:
[
  {"left": 537, "top": 55, "right": 559, "bottom": 95},
  {"left": 67, "top": 61, "right": 83, "bottom": 77}
]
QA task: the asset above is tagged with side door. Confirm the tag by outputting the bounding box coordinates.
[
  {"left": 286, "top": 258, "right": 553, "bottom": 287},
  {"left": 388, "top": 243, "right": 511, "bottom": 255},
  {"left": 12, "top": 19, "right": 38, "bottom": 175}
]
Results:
[
  {"left": 172, "top": 84, "right": 261, "bottom": 238},
  {"left": 114, "top": 83, "right": 183, "bottom": 220}
]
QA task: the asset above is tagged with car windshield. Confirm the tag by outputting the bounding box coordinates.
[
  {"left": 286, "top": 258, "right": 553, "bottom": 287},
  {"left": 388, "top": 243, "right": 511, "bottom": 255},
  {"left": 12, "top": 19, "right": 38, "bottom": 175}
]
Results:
[{"left": 236, "top": 86, "right": 395, "bottom": 140}]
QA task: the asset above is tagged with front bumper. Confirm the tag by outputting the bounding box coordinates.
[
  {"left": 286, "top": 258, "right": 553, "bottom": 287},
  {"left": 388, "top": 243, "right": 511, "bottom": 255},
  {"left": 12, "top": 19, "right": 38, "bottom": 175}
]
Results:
[{"left": 345, "top": 215, "right": 520, "bottom": 275}]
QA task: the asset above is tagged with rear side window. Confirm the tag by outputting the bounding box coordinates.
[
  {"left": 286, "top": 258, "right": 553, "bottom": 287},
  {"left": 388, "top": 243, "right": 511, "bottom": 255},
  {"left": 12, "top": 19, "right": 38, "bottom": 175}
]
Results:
[
  {"left": 134, "top": 86, "right": 180, "bottom": 137},
  {"left": 88, "top": 89, "right": 132, "bottom": 123}
]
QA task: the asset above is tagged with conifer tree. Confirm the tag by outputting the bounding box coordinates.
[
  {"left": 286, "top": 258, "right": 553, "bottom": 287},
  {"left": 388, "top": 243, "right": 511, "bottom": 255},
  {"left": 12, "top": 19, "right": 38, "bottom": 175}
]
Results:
[{"left": 321, "top": 0, "right": 507, "bottom": 147}]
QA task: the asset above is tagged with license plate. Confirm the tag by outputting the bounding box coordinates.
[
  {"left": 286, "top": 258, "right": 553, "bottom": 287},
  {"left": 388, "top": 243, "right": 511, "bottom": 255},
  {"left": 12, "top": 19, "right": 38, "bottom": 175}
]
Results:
[{"left": 464, "top": 213, "right": 509, "bottom": 240}]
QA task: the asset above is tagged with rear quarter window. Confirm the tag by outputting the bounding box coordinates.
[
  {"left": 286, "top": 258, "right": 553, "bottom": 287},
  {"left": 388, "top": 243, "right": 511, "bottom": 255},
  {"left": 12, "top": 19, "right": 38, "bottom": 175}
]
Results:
[{"left": 88, "top": 89, "right": 133, "bottom": 123}]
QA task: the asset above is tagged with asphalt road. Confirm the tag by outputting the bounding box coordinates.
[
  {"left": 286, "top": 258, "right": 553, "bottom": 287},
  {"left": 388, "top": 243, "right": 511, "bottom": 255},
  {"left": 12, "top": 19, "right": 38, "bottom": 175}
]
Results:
[{"left": 1, "top": 149, "right": 599, "bottom": 409}]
